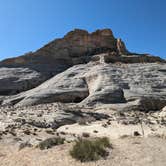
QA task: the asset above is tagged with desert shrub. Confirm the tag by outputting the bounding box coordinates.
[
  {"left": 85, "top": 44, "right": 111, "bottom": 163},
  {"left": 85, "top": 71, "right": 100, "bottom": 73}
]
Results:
[
  {"left": 95, "top": 137, "right": 111, "bottom": 148},
  {"left": 82, "top": 132, "right": 90, "bottom": 137},
  {"left": 37, "top": 137, "right": 65, "bottom": 150},
  {"left": 70, "top": 137, "right": 111, "bottom": 162},
  {"left": 19, "top": 141, "right": 32, "bottom": 150},
  {"left": 45, "top": 129, "right": 55, "bottom": 135}
]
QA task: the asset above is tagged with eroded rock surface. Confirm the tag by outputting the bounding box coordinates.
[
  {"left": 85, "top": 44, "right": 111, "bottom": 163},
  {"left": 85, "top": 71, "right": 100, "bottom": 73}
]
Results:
[
  {"left": 2, "top": 61, "right": 165, "bottom": 112},
  {"left": 0, "top": 67, "right": 46, "bottom": 95}
]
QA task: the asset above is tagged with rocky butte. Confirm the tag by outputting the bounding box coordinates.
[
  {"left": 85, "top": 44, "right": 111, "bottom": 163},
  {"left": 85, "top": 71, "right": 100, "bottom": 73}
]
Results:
[
  {"left": 0, "top": 29, "right": 166, "bottom": 165},
  {"left": 0, "top": 28, "right": 165, "bottom": 111}
]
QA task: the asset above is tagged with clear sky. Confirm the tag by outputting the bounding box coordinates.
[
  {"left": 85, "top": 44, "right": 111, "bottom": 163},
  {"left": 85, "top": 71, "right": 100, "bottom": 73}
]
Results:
[{"left": 0, "top": 0, "right": 165, "bottom": 60}]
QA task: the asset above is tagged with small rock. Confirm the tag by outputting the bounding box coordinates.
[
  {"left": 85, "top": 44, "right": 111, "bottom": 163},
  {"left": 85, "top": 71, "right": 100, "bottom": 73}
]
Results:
[{"left": 133, "top": 131, "right": 141, "bottom": 136}]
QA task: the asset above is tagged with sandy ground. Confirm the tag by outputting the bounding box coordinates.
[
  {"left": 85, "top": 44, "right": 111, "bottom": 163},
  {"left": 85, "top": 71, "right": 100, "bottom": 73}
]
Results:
[
  {"left": 57, "top": 120, "right": 166, "bottom": 139},
  {"left": 0, "top": 137, "right": 166, "bottom": 166},
  {"left": 0, "top": 104, "right": 165, "bottom": 166}
]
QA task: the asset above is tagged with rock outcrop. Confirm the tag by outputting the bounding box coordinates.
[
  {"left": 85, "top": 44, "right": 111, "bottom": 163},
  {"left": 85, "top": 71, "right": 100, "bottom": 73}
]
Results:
[
  {"left": 0, "top": 28, "right": 165, "bottom": 112},
  {"left": 116, "top": 38, "right": 129, "bottom": 55},
  {"left": 0, "top": 29, "right": 118, "bottom": 68},
  {"left": 0, "top": 67, "right": 46, "bottom": 95},
  {"left": 2, "top": 62, "right": 166, "bottom": 111},
  {"left": 0, "top": 29, "right": 125, "bottom": 95}
]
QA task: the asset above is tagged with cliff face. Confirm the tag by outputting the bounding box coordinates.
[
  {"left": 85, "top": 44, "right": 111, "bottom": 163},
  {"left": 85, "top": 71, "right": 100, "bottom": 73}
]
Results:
[
  {"left": 0, "top": 29, "right": 129, "bottom": 67},
  {"left": 0, "top": 28, "right": 164, "bottom": 68},
  {"left": 116, "top": 38, "right": 129, "bottom": 55}
]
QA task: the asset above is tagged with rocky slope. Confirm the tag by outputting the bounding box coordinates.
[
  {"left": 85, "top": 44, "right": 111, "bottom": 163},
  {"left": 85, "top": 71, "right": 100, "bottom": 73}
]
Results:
[
  {"left": 0, "top": 29, "right": 164, "bottom": 96},
  {"left": 2, "top": 62, "right": 166, "bottom": 112}
]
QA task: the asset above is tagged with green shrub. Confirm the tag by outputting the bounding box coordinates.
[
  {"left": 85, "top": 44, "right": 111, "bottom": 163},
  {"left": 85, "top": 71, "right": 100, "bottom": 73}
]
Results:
[
  {"left": 95, "top": 137, "right": 111, "bottom": 148},
  {"left": 37, "top": 137, "right": 65, "bottom": 150},
  {"left": 70, "top": 137, "right": 111, "bottom": 162}
]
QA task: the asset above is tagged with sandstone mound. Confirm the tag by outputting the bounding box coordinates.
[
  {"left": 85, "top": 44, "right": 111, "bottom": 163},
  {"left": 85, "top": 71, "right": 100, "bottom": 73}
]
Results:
[{"left": 2, "top": 62, "right": 165, "bottom": 111}]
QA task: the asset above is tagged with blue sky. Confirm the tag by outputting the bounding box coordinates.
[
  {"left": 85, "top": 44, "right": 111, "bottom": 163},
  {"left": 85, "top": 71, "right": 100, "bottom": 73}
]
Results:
[{"left": 0, "top": 0, "right": 165, "bottom": 60}]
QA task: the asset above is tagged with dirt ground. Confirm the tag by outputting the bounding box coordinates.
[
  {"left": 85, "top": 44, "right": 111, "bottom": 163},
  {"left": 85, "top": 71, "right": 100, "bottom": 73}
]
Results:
[{"left": 0, "top": 137, "right": 166, "bottom": 166}]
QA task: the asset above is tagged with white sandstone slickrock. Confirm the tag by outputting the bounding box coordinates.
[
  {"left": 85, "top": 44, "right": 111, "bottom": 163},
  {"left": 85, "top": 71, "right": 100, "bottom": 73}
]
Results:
[{"left": 1, "top": 62, "right": 166, "bottom": 112}]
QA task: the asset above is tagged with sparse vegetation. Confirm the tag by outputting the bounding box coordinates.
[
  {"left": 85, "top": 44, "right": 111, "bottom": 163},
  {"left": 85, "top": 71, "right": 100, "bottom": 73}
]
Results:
[
  {"left": 70, "top": 137, "right": 111, "bottom": 162},
  {"left": 45, "top": 129, "right": 55, "bottom": 135},
  {"left": 150, "top": 133, "right": 166, "bottom": 139},
  {"left": 23, "top": 129, "right": 31, "bottom": 135},
  {"left": 93, "top": 130, "right": 98, "bottom": 133},
  {"left": 37, "top": 137, "right": 65, "bottom": 150},
  {"left": 19, "top": 141, "right": 32, "bottom": 150},
  {"left": 120, "top": 134, "right": 130, "bottom": 139},
  {"left": 82, "top": 132, "right": 90, "bottom": 137}
]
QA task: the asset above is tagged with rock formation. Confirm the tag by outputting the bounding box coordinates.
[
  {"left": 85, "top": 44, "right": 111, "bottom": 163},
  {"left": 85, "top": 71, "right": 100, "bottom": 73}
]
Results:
[
  {"left": 2, "top": 62, "right": 165, "bottom": 112},
  {"left": 0, "top": 67, "right": 46, "bottom": 95},
  {"left": 116, "top": 38, "right": 129, "bottom": 55},
  {"left": 0, "top": 29, "right": 122, "bottom": 95},
  {"left": 0, "top": 29, "right": 166, "bottom": 162},
  {"left": 0, "top": 28, "right": 165, "bottom": 112}
]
